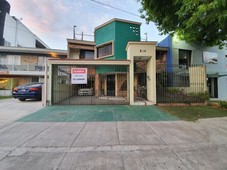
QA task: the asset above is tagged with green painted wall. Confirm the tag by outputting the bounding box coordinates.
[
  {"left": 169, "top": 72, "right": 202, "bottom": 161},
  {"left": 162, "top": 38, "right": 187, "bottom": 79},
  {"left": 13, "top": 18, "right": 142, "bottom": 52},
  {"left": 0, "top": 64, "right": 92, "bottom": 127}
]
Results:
[
  {"left": 95, "top": 22, "right": 115, "bottom": 60},
  {"left": 114, "top": 21, "right": 140, "bottom": 60},
  {"left": 96, "top": 65, "right": 127, "bottom": 74},
  {"left": 95, "top": 19, "right": 140, "bottom": 73},
  {"left": 95, "top": 20, "right": 140, "bottom": 61},
  {"left": 95, "top": 22, "right": 115, "bottom": 45}
]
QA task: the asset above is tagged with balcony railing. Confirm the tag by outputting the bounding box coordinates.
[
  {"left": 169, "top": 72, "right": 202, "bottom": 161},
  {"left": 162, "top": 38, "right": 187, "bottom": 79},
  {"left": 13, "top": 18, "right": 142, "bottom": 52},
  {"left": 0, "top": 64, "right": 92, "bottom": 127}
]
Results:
[{"left": 0, "top": 64, "right": 45, "bottom": 72}]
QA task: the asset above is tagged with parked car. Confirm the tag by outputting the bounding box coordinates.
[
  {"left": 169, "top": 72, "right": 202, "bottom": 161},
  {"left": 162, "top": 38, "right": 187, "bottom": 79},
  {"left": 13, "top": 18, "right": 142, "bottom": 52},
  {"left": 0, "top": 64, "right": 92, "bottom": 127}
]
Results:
[{"left": 12, "top": 82, "right": 43, "bottom": 101}]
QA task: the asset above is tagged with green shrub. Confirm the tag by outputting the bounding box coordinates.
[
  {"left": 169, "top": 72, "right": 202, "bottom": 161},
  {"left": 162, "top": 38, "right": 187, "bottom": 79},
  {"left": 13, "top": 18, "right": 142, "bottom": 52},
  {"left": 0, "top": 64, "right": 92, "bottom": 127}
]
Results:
[
  {"left": 219, "top": 101, "right": 227, "bottom": 109},
  {"left": 167, "top": 88, "right": 182, "bottom": 94},
  {"left": 186, "top": 91, "right": 209, "bottom": 102}
]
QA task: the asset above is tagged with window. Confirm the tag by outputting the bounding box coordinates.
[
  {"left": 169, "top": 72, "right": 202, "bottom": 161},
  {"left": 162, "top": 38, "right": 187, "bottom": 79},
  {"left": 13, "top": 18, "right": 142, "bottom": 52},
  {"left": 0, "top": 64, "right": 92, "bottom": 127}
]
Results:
[
  {"left": 57, "top": 66, "right": 70, "bottom": 84},
  {"left": 0, "top": 79, "right": 10, "bottom": 90},
  {"left": 179, "top": 49, "right": 191, "bottom": 68},
  {"left": 31, "top": 77, "right": 39, "bottom": 82},
  {"left": 97, "top": 42, "right": 113, "bottom": 58},
  {"left": 0, "top": 55, "right": 7, "bottom": 65},
  {"left": 80, "top": 50, "right": 94, "bottom": 60},
  {"left": 38, "top": 57, "right": 45, "bottom": 66}
]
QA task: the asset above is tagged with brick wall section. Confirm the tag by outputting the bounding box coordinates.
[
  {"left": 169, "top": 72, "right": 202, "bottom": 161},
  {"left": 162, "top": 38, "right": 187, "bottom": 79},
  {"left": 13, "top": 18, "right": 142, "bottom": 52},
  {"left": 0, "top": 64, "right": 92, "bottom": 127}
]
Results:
[
  {"left": 117, "top": 73, "right": 127, "bottom": 97},
  {"left": 21, "top": 56, "right": 38, "bottom": 65},
  {"left": 19, "top": 77, "right": 30, "bottom": 85},
  {"left": 95, "top": 74, "right": 101, "bottom": 96}
]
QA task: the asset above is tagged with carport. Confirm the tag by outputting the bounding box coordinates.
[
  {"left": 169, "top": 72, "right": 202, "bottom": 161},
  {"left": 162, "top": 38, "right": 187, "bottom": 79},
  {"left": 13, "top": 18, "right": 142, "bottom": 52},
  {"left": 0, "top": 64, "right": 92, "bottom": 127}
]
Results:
[{"left": 47, "top": 59, "right": 130, "bottom": 105}]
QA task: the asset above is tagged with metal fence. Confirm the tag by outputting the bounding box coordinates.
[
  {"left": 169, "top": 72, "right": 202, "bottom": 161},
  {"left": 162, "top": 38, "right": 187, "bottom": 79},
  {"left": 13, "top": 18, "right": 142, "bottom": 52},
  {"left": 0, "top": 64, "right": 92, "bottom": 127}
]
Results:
[
  {"left": 51, "top": 65, "right": 129, "bottom": 105},
  {"left": 156, "top": 64, "right": 208, "bottom": 103}
]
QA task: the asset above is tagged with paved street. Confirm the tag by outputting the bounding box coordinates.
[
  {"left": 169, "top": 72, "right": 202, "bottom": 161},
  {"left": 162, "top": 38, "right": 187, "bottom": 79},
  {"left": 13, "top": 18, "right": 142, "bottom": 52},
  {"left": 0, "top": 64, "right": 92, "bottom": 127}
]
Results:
[{"left": 0, "top": 99, "right": 227, "bottom": 169}]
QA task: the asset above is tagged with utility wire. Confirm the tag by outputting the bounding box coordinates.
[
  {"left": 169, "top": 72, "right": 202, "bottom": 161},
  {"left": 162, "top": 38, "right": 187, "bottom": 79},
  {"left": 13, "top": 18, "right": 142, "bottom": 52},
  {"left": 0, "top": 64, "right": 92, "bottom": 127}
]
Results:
[{"left": 90, "top": 0, "right": 140, "bottom": 17}]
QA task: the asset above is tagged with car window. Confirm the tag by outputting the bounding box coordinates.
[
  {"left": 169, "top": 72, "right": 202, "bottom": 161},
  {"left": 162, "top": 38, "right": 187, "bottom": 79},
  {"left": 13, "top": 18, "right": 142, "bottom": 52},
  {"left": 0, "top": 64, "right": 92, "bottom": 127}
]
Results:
[{"left": 24, "top": 83, "right": 43, "bottom": 87}]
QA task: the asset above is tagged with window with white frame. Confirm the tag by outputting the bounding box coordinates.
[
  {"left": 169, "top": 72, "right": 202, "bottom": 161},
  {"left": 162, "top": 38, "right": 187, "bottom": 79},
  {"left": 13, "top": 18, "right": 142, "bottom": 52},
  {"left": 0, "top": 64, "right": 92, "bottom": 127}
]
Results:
[{"left": 97, "top": 42, "right": 113, "bottom": 58}]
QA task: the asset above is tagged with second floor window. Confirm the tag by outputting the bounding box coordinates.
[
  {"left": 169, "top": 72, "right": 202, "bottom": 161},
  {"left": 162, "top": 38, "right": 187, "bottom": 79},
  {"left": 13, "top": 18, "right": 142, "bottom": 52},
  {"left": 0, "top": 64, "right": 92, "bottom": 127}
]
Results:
[
  {"left": 0, "top": 55, "right": 7, "bottom": 65},
  {"left": 179, "top": 49, "right": 191, "bottom": 69},
  {"left": 80, "top": 50, "right": 94, "bottom": 60},
  {"left": 97, "top": 43, "right": 113, "bottom": 58}
]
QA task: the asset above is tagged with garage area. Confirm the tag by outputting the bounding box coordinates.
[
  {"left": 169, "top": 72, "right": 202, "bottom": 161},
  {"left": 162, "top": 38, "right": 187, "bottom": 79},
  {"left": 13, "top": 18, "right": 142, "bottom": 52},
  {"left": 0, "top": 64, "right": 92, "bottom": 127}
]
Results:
[{"left": 50, "top": 63, "right": 130, "bottom": 105}]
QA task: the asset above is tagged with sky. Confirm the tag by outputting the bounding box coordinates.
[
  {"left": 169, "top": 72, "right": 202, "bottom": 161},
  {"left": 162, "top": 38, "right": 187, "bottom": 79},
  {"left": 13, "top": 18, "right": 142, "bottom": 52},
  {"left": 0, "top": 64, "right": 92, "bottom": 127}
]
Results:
[{"left": 7, "top": 0, "right": 167, "bottom": 50}]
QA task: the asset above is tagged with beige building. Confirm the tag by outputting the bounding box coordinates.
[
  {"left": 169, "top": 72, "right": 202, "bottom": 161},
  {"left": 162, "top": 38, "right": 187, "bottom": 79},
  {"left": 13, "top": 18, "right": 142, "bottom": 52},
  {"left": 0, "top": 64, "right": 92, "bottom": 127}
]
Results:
[{"left": 46, "top": 39, "right": 160, "bottom": 106}]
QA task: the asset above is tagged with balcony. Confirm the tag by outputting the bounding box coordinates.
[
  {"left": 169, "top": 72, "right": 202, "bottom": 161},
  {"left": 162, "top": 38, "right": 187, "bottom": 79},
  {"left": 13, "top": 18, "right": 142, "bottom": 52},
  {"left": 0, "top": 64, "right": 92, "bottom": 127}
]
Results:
[{"left": 0, "top": 64, "right": 45, "bottom": 76}]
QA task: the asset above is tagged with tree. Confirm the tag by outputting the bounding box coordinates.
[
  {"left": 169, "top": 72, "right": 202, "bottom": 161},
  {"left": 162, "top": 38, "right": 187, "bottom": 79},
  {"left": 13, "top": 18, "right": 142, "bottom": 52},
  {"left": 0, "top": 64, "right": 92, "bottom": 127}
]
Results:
[{"left": 139, "top": 0, "right": 227, "bottom": 48}]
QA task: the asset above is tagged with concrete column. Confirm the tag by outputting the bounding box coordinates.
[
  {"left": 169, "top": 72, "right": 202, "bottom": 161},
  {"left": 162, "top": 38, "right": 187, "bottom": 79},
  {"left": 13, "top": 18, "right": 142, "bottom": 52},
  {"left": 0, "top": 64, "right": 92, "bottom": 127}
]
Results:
[
  {"left": 43, "top": 57, "right": 48, "bottom": 106},
  {"left": 147, "top": 56, "right": 156, "bottom": 104},
  {"left": 48, "top": 63, "right": 52, "bottom": 105},
  {"left": 127, "top": 70, "right": 130, "bottom": 101},
  {"left": 129, "top": 58, "right": 134, "bottom": 105},
  {"left": 115, "top": 74, "right": 118, "bottom": 97}
]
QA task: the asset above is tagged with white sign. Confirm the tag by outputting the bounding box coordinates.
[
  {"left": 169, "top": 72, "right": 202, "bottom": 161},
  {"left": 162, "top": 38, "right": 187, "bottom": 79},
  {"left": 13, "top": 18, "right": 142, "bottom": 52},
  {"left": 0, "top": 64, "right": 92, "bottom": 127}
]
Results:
[
  {"left": 71, "top": 68, "right": 87, "bottom": 84},
  {"left": 203, "top": 51, "right": 218, "bottom": 64}
]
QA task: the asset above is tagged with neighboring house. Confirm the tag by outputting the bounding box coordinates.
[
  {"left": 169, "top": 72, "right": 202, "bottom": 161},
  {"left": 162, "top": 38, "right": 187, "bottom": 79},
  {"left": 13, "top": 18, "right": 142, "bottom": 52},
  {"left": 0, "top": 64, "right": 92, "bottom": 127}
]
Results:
[
  {"left": 158, "top": 35, "right": 227, "bottom": 100},
  {"left": 46, "top": 18, "right": 207, "bottom": 106},
  {"left": 0, "top": 0, "right": 51, "bottom": 95}
]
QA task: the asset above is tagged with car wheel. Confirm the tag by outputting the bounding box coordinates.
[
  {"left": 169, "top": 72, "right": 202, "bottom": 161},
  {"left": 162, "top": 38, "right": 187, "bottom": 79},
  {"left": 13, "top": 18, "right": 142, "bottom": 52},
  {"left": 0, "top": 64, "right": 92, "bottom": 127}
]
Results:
[{"left": 18, "top": 98, "right": 26, "bottom": 101}]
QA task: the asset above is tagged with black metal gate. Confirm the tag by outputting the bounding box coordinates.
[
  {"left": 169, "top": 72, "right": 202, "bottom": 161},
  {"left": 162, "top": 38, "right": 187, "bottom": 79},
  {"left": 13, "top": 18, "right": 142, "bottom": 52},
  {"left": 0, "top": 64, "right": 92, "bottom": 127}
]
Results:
[
  {"left": 156, "top": 64, "right": 208, "bottom": 103},
  {"left": 51, "top": 65, "right": 129, "bottom": 105}
]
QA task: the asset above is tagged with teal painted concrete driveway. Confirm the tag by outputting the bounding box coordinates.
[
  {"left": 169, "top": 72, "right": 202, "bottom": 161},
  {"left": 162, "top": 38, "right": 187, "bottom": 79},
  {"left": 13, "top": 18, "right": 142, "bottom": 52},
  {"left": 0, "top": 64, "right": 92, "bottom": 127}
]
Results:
[{"left": 17, "top": 105, "right": 178, "bottom": 122}]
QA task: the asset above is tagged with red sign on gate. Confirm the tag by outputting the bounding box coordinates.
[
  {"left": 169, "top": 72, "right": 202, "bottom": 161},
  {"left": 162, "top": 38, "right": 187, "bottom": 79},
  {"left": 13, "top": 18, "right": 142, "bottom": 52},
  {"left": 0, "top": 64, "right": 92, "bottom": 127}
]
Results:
[{"left": 71, "top": 68, "right": 87, "bottom": 84}]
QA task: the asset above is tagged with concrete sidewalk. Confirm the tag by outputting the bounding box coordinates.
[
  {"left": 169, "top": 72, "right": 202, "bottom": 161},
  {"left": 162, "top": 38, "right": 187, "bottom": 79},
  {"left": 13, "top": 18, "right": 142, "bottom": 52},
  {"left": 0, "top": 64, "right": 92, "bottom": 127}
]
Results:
[
  {"left": 0, "top": 118, "right": 226, "bottom": 169},
  {"left": 0, "top": 99, "right": 227, "bottom": 169}
]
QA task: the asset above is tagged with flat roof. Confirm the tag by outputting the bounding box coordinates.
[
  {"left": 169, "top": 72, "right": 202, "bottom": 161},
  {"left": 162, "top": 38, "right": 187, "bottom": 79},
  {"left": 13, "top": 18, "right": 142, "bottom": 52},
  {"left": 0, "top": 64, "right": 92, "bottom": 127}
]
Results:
[
  {"left": 48, "top": 59, "right": 131, "bottom": 66},
  {"left": 0, "top": 46, "right": 67, "bottom": 58},
  {"left": 95, "top": 18, "right": 142, "bottom": 30},
  {"left": 67, "top": 39, "right": 95, "bottom": 46},
  {"left": 126, "top": 41, "right": 158, "bottom": 51}
]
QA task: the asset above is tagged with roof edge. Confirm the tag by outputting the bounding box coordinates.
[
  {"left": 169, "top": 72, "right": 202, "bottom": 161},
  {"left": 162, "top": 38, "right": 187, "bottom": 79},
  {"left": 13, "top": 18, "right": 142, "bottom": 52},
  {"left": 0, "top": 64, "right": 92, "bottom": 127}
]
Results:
[
  {"left": 95, "top": 18, "right": 141, "bottom": 30},
  {"left": 67, "top": 39, "right": 95, "bottom": 46}
]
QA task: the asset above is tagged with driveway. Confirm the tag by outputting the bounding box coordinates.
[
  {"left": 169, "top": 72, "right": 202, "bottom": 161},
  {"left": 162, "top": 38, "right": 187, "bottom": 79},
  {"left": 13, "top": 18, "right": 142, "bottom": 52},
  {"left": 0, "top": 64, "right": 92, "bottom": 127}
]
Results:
[
  {"left": 0, "top": 98, "right": 43, "bottom": 125},
  {"left": 0, "top": 98, "right": 227, "bottom": 169},
  {"left": 17, "top": 105, "right": 178, "bottom": 122}
]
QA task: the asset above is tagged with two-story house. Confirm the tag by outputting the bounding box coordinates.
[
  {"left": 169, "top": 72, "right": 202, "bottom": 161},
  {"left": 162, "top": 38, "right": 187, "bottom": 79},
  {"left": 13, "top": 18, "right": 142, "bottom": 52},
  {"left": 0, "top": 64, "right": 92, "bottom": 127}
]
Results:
[
  {"left": 0, "top": 0, "right": 52, "bottom": 96},
  {"left": 158, "top": 35, "right": 227, "bottom": 100},
  {"left": 46, "top": 18, "right": 207, "bottom": 106}
]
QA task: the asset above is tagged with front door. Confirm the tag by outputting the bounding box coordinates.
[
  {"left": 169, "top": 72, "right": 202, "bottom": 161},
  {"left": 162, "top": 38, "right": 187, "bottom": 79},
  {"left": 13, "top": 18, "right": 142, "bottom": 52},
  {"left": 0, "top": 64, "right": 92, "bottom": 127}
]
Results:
[
  {"left": 208, "top": 78, "right": 218, "bottom": 98},
  {"left": 107, "top": 74, "right": 115, "bottom": 96}
]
